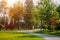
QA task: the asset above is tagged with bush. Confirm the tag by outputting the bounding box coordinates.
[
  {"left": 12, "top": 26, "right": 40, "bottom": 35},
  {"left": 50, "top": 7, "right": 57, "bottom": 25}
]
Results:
[
  {"left": 55, "top": 23, "right": 60, "bottom": 30},
  {"left": 4, "top": 23, "right": 15, "bottom": 30}
]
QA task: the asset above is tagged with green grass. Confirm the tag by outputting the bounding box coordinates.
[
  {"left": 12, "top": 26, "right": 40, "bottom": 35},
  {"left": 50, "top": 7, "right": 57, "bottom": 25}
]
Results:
[
  {"left": 34, "top": 30, "right": 60, "bottom": 36},
  {"left": 0, "top": 31, "right": 44, "bottom": 40}
]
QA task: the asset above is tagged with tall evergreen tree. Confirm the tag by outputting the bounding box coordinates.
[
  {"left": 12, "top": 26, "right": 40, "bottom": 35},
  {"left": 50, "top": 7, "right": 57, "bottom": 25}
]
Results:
[{"left": 25, "top": 0, "right": 34, "bottom": 29}]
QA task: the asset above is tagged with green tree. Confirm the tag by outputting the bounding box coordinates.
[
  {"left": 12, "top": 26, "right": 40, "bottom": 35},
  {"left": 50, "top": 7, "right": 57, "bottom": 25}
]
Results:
[
  {"left": 56, "top": 5, "right": 60, "bottom": 22},
  {"left": 36, "top": 0, "right": 58, "bottom": 30}
]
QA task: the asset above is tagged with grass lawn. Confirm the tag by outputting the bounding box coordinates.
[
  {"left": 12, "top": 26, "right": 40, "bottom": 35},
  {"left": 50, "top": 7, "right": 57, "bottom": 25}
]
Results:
[
  {"left": 34, "top": 30, "right": 60, "bottom": 36},
  {"left": 0, "top": 31, "right": 44, "bottom": 40}
]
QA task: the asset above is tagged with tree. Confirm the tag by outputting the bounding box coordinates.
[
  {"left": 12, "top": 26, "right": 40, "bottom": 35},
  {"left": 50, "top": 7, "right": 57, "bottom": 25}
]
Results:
[
  {"left": 9, "top": 1, "right": 25, "bottom": 29},
  {"left": 0, "top": 0, "right": 7, "bottom": 8},
  {"left": 0, "top": 0, "right": 7, "bottom": 25},
  {"left": 25, "top": 0, "right": 34, "bottom": 29},
  {"left": 56, "top": 5, "right": 60, "bottom": 22},
  {"left": 36, "top": 0, "right": 58, "bottom": 30}
]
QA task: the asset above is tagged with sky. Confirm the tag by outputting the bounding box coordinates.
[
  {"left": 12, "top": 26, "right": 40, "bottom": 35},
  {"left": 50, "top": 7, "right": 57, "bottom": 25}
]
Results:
[
  {"left": 0, "top": 0, "right": 60, "bottom": 7},
  {"left": 7, "top": 0, "right": 39, "bottom": 7}
]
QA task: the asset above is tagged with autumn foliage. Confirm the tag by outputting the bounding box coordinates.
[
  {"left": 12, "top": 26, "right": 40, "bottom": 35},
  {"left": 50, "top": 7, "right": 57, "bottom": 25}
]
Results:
[
  {"left": 9, "top": 1, "right": 25, "bottom": 21},
  {"left": 49, "top": 18, "right": 57, "bottom": 25}
]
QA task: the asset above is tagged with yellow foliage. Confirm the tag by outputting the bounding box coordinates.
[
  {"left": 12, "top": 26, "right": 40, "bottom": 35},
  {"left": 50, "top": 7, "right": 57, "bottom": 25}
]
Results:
[{"left": 9, "top": 1, "right": 26, "bottom": 20}]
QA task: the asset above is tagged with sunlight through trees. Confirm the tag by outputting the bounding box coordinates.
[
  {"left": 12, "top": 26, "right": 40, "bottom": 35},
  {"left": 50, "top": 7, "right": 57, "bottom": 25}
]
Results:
[{"left": 0, "top": 0, "right": 60, "bottom": 30}]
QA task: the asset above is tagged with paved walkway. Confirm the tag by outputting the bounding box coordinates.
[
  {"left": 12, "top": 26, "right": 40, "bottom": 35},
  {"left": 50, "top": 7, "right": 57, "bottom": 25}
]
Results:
[
  {"left": 26, "top": 32, "right": 60, "bottom": 40},
  {"left": 17, "top": 30, "right": 60, "bottom": 40}
]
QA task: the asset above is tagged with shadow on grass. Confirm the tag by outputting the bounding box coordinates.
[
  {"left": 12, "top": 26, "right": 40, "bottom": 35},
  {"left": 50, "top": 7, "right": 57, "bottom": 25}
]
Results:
[
  {"left": 0, "top": 31, "right": 26, "bottom": 34},
  {"left": 9, "top": 32, "right": 25, "bottom": 34},
  {"left": 35, "top": 30, "right": 60, "bottom": 36},
  {"left": 17, "top": 35, "right": 40, "bottom": 38}
]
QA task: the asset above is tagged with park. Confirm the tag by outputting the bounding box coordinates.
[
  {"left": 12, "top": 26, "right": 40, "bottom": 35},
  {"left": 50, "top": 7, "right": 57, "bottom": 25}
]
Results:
[{"left": 0, "top": 0, "right": 60, "bottom": 40}]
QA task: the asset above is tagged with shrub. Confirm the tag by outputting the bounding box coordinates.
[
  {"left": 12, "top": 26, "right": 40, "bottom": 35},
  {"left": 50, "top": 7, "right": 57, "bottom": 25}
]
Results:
[{"left": 55, "top": 23, "right": 60, "bottom": 30}]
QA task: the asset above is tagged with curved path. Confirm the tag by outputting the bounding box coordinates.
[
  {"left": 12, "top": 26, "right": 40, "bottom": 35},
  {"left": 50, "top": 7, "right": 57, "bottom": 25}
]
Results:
[
  {"left": 17, "top": 30, "right": 60, "bottom": 40},
  {"left": 26, "top": 32, "right": 60, "bottom": 40}
]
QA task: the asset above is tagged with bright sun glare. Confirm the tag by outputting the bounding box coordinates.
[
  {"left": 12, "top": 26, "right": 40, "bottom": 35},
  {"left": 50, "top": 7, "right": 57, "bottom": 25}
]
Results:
[
  {"left": 0, "top": 0, "right": 59, "bottom": 7},
  {"left": 7, "top": 0, "right": 39, "bottom": 7},
  {"left": 0, "top": 0, "right": 60, "bottom": 7},
  {"left": 7, "top": 0, "right": 25, "bottom": 7}
]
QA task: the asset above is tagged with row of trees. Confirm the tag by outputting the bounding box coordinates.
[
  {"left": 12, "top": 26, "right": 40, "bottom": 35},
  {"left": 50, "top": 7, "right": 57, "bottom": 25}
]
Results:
[{"left": 0, "top": 0, "right": 60, "bottom": 30}]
